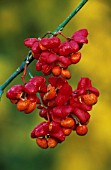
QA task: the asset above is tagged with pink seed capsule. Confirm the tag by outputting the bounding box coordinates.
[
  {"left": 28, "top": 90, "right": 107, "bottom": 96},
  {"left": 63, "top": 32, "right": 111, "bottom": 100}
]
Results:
[
  {"left": 6, "top": 84, "right": 24, "bottom": 100},
  {"left": 24, "top": 82, "right": 38, "bottom": 94},
  {"left": 24, "top": 38, "right": 38, "bottom": 48}
]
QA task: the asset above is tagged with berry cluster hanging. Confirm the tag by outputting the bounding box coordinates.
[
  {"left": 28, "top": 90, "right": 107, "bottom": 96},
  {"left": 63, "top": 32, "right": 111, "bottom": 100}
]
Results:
[{"left": 6, "top": 29, "right": 99, "bottom": 149}]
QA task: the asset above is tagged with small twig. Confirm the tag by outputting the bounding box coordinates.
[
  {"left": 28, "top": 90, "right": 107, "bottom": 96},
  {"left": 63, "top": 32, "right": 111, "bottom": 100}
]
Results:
[
  {"left": 27, "top": 67, "right": 34, "bottom": 78},
  {"left": 0, "top": 51, "right": 34, "bottom": 98},
  {"left": 21, "top": 63, "right": 28, "bottom": 85},
  {"left": 57, "top": 31, "right": 68, "bottom": 39},
  {"left": 52, "top": 0, "right": 88, "bottom": 34}
]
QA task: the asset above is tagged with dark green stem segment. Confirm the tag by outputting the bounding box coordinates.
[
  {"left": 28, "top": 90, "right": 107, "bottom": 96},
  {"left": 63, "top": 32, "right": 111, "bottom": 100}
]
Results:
[
  {"left": 0, "top": 51, "right": 34, "bottom": 98},
  {"left": 0, "top": 0, "right": 88, "bottom": 98},
  {"left": 52, "top": 0, "right": 88, "bottom": 34}
]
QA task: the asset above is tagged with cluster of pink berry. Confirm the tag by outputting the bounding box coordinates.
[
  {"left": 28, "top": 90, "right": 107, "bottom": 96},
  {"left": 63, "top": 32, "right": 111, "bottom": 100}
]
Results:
[
  {"left": 24, "top": 29, "right": 88, "bottom": 78},
  {"left": 6, "top": 29, "right": 99, "bottom": 149}
]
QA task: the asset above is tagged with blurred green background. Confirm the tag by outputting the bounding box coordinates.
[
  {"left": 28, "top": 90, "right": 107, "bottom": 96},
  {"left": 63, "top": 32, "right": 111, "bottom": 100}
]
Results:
[{"left": 0, "top": 0, "right": 111, "bottom": 170}]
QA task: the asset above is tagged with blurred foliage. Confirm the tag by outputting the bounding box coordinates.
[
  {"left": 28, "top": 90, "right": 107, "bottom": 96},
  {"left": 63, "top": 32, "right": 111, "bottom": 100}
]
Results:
[{"left": 0, "top": 0, "right": 111, "bottom": 170}]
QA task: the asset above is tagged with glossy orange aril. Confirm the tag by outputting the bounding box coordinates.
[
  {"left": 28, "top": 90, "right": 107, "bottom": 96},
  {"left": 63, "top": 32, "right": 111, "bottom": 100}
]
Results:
[
  {"left": 61, "top": 117, "right": 75, "bottom": 128},
  {"left": 24, "top": 102, "right": 36, "bottom": 114},
  {"left": 62, "top": 128, "right": 72, "bottom": 136},
  {"left": 82, "top": 93, "right": 98, "bottom": 105},
  {"left": 61, "top": 69, "right": 71, "bottom": 79},
  {"left": 36, "top": 137, "right": 48, "bottom": 149},
  {"left": 52, "top": 66, "right": 61, "bottom": 76},
  {"left": 76, "top": 124, "right": 88, "bottom": 136},
  {"left": 48, "top": 137, "right": 58, "bottom": 148},
  {"left": 70, "top": 52, "right": 81, "bottom": 64},
  {"left": 17, "top": 99, "right": 30, "bottom": 111},
  {"left": 43, "top": 85, "right": 56, "bottom": 100}
]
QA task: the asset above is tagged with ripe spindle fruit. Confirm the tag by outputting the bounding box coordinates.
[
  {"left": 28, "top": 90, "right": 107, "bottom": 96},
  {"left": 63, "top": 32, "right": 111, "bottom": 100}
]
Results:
[
  {"left": 6, "top": 84, "right": 24, "bottom": 100},
  {"left": 6, "top": 27, "right": 100, "bottom": 150},
  {"left": 39, "top": 36, "right": 60, "bottom": 50}
]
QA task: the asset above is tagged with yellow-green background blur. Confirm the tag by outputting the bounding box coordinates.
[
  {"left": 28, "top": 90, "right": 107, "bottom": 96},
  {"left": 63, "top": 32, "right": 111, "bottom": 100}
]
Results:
[{"left": 0, "top": 0, "right": 111, "bottom": 170}]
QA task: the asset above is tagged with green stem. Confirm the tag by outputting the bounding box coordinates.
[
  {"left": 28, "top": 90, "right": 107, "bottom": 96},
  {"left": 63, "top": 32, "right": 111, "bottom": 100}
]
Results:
[
  {"left": 0, "top": 0, "right": 88, "bottom": 99},
  {"left": 27, "top": 67, "right": 34, "bottom": 78},
  {"left": 52, "top": 0, "right": 88, "bottom": 34},
  {"left": 0, "top": 51, "right": 34, "bottom": 98}
]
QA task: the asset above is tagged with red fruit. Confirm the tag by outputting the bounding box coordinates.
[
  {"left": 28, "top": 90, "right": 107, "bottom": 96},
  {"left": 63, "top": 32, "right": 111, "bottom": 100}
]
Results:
[
  {"left": 36, "top": 137, "right": 48, "bottom": 149},
  {"left": 39, "top": 82, "right": 47, "bottom": 93},
  {"left": 48, "top": 99, "right": 57, "bottom": 107},
  {"left": 39, "top": 38, "right": 49, "bottom": 50},
  {"left": 70, "top": 52, "right": 81, "bottom": 64},
  {"left": 6, "top": 84, "right": 24, "bottom": 100},
  {"left": 82, "top": 93, "right": 98, "bottom": 105},
  {"left": 39, "top": 108, "right": 48, "bottom": 119},
  {"left": 36, "top": 61, "right": 42, "bottom": 71},
  {"left": 70, "top": 95, "right": 92, "bottom": 111},
  {"left": 58, "top": 41, "right": 72, "bottom": 56},
  {"left": 24, "top": 82, "right": 38, "bottom": 94},
  {"left": 55, "top": 84, "right": 72, "bottom": 106},
  {"left": 47, "top": 53, "right": 58, "bottom": 64},
  {"left": 24, "top": 38, "right": 37, "bottom": 48},
  {"left": 32, "top": 52, "right": 40, "bottom": 60},
  {"left": 69, "top": 40, "right": 79, "bottom": 53},
  {"left": 29, "top": 76, "right": 46, "bottom": 86},
  {"left": 52, "top": 105, "right": 73, "bottom": 122},
  {"left": 39, "top": 43, "right": 47, "bottom": 50},
  {"left": 31, "top": 41, "right": 41, "bottom": 53},
  {"left": 39, "top": 38, "right": 50, "bottom": 50},
  {"left": 50, "top": 36, "right": 61, "bottom": 47},
  {"left": 48, "top": 76, "right": 66, "bottom": 88},
  {"left": 48, "top": 137, "right": 58, "bottom": 148},
  {"left": 40, "top": 51, "right": 58, "bottom": 64},
  {"left": 61, "top": 69, "right": 71, "bottom": 79},
  {"left": 58, "top": 55, "right": 71, "bottom": 68},
  {"left": 52, "top": 66, "right": 61, "bottom": 76},
  {"left": 31, "top": 121, "right": 65, "bottom": 142},
  {"left": 39, "top": 37, "right": 60, "bottom": 50},
  {"left": 73, "top": 108, "right": 90, "bottom": 124},
  {"left": 72, "top": 29, "right": 88, "bottom": 44},
  {"left": 61, "top": 117, "right": 75, "bottom": 128},
  {"left": 27, "top": 94, "right": 40, "bottom": 103},
  {"left": 17, "top": 99, "right": 30, "bottom": 111},
  {"left": 76, "top": 77, "right": 100, "bottom": 97},
  {"left": 42, "top": 64, "right": 52, "bottom": 75},
  {"left": 76, "top": 124, "right": 88, "bottom": 136},
  {"left": 40, "top": 51, "right": 50, "bottom": 63}
]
